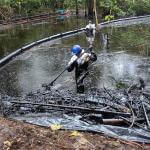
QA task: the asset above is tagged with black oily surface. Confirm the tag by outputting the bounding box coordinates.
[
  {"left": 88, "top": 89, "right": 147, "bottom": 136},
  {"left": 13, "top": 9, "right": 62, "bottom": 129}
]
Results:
[{"left": 1, "top": 84, "right": 150, "bottom": 123}]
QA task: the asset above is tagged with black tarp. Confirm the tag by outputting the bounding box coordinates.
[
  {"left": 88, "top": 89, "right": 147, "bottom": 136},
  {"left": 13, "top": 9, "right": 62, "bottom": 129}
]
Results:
[{"left": 12, "top": 113, "right": 150, "bottom": 143}]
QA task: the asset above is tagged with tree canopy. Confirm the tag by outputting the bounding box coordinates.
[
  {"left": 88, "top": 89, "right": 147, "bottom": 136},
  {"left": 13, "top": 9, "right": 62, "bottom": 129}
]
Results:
[{"left": 0, "top": 0, "right": 150, "bottom": 20}]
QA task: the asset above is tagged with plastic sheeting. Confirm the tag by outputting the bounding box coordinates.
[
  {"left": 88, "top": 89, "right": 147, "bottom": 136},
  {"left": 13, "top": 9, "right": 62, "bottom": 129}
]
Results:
[{"left": 12, "top": 113, "right": 150, "bottom": 143}]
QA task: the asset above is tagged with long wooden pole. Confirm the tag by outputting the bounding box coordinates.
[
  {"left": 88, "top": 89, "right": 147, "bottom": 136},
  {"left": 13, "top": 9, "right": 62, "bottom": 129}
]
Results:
[{"left": 94, "top": 0, "right": 98, "bottom": 26}]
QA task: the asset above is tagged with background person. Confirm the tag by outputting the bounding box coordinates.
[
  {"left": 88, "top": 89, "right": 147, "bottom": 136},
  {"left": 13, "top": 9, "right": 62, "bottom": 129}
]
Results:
[{"left": 85, "top": 20, "right": 96, "bottom": 47}]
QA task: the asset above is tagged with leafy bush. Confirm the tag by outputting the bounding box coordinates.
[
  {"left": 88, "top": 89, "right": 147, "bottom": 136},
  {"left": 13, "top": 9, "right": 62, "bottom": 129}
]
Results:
[{"left": 1, "top": 0, "right": 150, "bottom": 19}]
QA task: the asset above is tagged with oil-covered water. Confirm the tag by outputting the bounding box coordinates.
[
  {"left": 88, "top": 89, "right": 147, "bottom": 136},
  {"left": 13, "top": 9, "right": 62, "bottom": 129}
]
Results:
[{"left": 0, "top": 17, "right": 150, "bottom": 96}]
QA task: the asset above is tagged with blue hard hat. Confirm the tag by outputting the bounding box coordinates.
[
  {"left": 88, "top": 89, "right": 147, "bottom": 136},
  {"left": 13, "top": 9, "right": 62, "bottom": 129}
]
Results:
[{"left": 71, "top": 45, "right": 81, "bottom": 55}]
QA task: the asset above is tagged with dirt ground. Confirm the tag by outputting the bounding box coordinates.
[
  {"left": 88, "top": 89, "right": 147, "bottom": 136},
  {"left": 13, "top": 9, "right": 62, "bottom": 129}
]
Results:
[{"left": 0, "top": 117, "right": 149, "bottom": 150}]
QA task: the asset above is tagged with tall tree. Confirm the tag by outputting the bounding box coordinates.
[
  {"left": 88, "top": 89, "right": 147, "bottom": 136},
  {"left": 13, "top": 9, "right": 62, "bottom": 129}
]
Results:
[
  {"left": 75, "top": 0, "right": 78, "bottom": 15},
  {"left": 87, "top": 0, "right": 94, "bottom": 20}
]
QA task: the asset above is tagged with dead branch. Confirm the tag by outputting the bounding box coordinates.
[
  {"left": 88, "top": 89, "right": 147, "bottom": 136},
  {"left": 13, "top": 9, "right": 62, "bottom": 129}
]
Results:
[
  {"left": 120, "top": 116, "right": 150, "bottom": 132},
  {"left": 10, "top": 101, "right": 131, "bottom": 117},
  {"left": 126, "top": 102, "right": 135, "bottom": 128},
  {"left": 141, "top": 102, "right": 150, "bottom": 129}
]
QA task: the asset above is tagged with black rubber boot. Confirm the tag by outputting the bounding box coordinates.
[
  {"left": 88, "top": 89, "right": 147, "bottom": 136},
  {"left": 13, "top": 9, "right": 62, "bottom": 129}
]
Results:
[{"left": 77, "top": 84, "right": 85, "bottom": 93}]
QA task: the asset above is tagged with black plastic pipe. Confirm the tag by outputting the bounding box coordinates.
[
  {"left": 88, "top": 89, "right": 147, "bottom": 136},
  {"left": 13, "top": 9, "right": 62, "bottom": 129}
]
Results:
[
  {"left": 1, "top": 15, "right": 150, "bottom": 68},
  {"left": 0, "top": 28, "right": 85, "bottom": 68}
]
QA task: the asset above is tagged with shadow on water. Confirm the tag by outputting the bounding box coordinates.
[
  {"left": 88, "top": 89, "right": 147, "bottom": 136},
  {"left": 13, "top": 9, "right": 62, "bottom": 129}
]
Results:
[{"left": 0, "top": 18, "right": 150, "bottom": 97}]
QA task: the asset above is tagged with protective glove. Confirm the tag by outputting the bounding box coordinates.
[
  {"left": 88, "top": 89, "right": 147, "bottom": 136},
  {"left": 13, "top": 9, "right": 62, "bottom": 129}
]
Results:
[
  {"left": 90, "top": 52, "right": 97, "bottom": 62},
  {"left": 88, "top": 45, "right": 93, "bottom": 52},
  {"left": 65, "top": 65, "right": 69, "bottom": 70},
  {"left": 66, "top": 63, "right": 75, "bottom": 72}
]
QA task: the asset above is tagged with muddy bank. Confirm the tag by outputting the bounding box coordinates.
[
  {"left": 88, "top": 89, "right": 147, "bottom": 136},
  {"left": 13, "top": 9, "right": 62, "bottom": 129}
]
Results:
[{"left": 1, "top": 117, "right": 147, "bottom": 150}]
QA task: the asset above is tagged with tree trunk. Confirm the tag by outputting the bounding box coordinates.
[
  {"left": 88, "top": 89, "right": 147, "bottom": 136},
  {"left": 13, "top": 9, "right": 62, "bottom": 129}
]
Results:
[
  {"left": 84, "top": 0, "right": 87, "bottom": 17},
  {"left": 87, "top": 0, "right": 94, "bottom": 20},
  {"left": 75, "top": 0, "right": 79, "bottom": 16}
]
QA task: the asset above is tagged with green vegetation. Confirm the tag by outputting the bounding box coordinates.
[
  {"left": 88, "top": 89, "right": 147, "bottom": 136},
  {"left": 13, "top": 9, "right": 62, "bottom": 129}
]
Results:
[
  {"left": 0, "top": 0, "right": 150, "bottom": 21},
  {"left": 103, "top": 24, "right": 150, "bottom": 56}
]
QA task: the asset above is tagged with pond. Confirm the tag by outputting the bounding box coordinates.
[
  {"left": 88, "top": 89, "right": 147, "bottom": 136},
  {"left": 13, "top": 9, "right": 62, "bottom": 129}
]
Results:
[
  {"left": 0, "top": 16, "right": 150, "bottom": 97},
  {"left": 0, "top": 16, "right": 86, "bottom": 59}
]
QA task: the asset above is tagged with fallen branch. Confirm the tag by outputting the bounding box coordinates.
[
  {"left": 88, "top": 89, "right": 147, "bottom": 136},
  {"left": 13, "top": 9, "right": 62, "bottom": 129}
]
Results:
[
  {"left": 142, "top": 91, "right": 150, "bottom": 98},
  {"left": 142, "top": 102, "right": 150, "bottom": 129},
  {"left": 120, "top": 117, "right": 150, "bottom": 132},
  {"left": 86, "top": 99, "right": 129, "bottom": 112},
  {"left": 119, "top": 139, "right": 144, "bottom": 149},
  {"left": 10, "top": 101, "right": 131, "bottom": 117},
  {"left": 103, "top": 87, "right": 129, "bottom": 112},
  {"left": 126, "top": 102, "right": 135, "bottom": 128}
]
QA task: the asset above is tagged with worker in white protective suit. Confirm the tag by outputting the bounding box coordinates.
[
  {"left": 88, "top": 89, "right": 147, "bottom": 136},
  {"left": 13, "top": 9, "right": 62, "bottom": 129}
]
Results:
[
  {"left": 85, "top": 20, "right": 96, "bottom": 48},
  {"left": 67, "top": 45, "right": 97, "bottom": 93}
]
